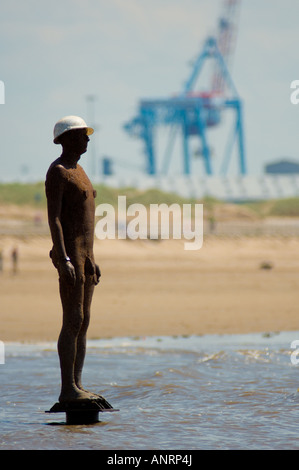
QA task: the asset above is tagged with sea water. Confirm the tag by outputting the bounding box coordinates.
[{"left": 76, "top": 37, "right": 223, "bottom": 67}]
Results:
[{"left": 1, "top": 331, "right": 299, "bottom": 450}]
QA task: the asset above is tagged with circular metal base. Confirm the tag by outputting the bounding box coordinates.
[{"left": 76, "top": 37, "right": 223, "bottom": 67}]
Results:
[
  {"left": 46, "top": 396, "right": 118, "bottom": 425},
  {"left": 66, "top": 410, "right": 100, "bottom": 425}
]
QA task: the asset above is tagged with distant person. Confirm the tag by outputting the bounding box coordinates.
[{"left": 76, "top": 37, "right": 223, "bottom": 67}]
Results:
[
  {"left": 45, "top": 116, "right": 101, "bottom": 403},
  {"left": 11, "top": 247, "right": 18, "bottom": 275},
  {"left": 34, "top": 211, "right": 42, "bottom": 226}
]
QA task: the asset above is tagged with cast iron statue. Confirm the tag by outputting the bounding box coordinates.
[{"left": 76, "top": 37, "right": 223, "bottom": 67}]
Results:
[{"left": 45, "top": 116, "right": 102, "bottom": 404}]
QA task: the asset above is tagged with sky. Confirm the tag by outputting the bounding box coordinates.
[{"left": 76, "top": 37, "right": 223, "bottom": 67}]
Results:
[{"left": 0, "top": 0, "right": 298, "bottom": 182}]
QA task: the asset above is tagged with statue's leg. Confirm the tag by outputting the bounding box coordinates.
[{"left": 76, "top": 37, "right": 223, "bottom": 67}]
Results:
[
  {"left": 57, "top": 273, "right": 91, "bottom": 402},
  {"left": 74, "top": 273, "right": 95, "bottom": 394}
]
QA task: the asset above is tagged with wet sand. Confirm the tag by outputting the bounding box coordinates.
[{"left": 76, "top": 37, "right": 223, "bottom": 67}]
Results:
[{"left": 0, "top": 236, "right": 299, "bottom": 342}]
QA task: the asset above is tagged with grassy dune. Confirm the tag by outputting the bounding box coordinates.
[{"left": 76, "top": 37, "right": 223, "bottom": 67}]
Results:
[{"left": 0, "top": 182, "right": 298, "bottom": 218}]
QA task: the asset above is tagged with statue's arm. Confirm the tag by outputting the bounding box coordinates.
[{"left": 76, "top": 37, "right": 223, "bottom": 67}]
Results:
[
  {"left": 45, "top": 166, "right": 76, "bottom": 285},
  {"left": 46, "top": 166, "right": 67, "bottom": 259}
]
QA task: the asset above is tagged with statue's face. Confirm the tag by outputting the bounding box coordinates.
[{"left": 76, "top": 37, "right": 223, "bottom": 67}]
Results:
[{"left": 61, "top": 128, "right": 90, "bottom": 155}]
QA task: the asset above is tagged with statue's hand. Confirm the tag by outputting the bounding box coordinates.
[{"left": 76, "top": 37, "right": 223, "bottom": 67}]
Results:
[
  {"left": 60, "top": 260, "right": 76, "bottom": 286},
  {"left": 95, "top": 264, "right": 101, "bottom": 285}
]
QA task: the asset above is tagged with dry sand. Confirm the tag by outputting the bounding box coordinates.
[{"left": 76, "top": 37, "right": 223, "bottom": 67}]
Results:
[{"left": 0, "top": 235, "right": 299, "bottom": 342}]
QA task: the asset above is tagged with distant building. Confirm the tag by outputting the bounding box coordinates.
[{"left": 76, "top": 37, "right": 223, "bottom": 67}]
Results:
[
  {"left": 265, "top": 159, "right": 299, "bottom": 174},
  {"left": 102, "top": 157, "right": 113, "bottom": 176}
]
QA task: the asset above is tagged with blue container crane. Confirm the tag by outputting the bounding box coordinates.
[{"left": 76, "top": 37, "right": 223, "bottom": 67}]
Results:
[{"left": 123, "top": 0, "right": 246, "bottom": 176}]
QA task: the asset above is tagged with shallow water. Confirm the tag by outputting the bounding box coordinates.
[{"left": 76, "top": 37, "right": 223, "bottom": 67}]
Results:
[{"left": 1, "top": 331, "right": 299, "bottom": 450}]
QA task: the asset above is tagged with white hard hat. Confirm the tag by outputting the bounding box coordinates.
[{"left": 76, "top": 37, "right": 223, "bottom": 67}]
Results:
[{"left": 53, "top": 115, "right": 94, "bottom": 144}]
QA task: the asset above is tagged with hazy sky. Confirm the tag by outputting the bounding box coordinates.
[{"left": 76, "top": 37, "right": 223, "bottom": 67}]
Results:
[{"left": 0, "top": 0, "right": 298, "bottom": 181}]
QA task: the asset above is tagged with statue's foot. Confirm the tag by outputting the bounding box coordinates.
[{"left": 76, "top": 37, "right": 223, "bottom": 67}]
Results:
[
  {"left": 59, "top": 387, "right": 94, "bottom": 403},
  {"left": 76, "top": 385, "right": 101, "bottom": 400},
  {"left": 76, "top": 385, "right": 113, "bottom": 409}
]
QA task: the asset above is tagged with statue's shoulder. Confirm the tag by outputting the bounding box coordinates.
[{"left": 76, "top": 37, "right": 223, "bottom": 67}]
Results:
[
  {"left": 46, "top": 158, "right": 68, "bottom": 180},
  {"left": 45, "top": 159, "right": 69, "bottom": 196}
]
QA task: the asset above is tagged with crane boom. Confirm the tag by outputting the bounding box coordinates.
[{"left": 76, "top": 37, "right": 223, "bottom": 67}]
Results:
[{"left": 212, "top": 0, "right": 241, "bottom": 93}]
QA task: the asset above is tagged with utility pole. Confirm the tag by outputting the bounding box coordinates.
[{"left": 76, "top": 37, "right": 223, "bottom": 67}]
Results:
[{"left": 86, "top": 95, "right": 97, "bottom": 178}]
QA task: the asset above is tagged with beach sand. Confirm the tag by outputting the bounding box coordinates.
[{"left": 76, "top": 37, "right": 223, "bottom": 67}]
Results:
[{"left": 0, "top": 235, "right": 299, "bottom": 342}]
